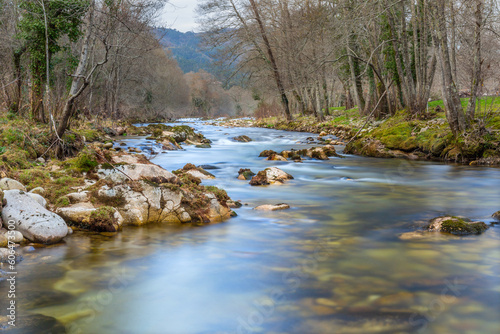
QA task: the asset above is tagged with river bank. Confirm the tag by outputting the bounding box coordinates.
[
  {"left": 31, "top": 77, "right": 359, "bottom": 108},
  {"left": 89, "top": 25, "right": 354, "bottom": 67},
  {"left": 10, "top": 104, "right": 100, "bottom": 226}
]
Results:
[{"left": 218, "top": 103, "right": 500, "bottom": 166}]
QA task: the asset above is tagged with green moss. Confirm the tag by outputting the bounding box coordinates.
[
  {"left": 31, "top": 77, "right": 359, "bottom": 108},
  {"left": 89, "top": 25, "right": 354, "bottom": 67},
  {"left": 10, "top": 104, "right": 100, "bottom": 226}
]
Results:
[
  {"left": 205, "top": 186, "right": 230, "bottom": 204},
  {"left": 76, "top": 129, "right": 102, "bottom": 142},
  {"left": 0, "top": 149, "right": 32, "bottom": 171},
  {"left": 441, "top": 219, "right": 488, "bottom": 235},
  {"left": 101, "top": 162, "right": 114, "bottom": 170},
  {"left": 88, "top": 206, "right": 121, "bottom": 232},
  {"left": 2, "top": 128, "right": 24, "bottom": 145},
  {"left": 64, "top": 150, "right": 99, "bottom": 173},
  {"left": 55, "top": 196, "right": 70, "bottom": 208}
]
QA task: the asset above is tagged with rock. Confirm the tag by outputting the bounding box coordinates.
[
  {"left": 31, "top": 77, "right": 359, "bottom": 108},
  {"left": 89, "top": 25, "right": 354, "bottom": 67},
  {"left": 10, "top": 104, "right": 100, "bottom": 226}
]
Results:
[
  {"left": 0, "top": 247, "right": 22, "bottom": 264},
  {"left": 254, "top": 204, "right": 290, "bottom": 211},
  {"left": 103, "top": 142, "right": 114, "bottom": 149},
  {"left": 182, "top": 164, "right": 216, "bottom": 180},
  {"left": 128, "top": 147, "right": 142, "bottom": 153},
  {"left": 0, "top": 234, "right": 7, "bottom": 247},
  {"left": 0, "top": 178, "right": 26, "bottom": 191},
  {"left": 57, "top": 203, "right": 123, "bottom": 232},
  {"left": 249, "top": 167, "right": 294, "bottom": 186},
  {"left": 1, "top": 230, "right": 24, "bottom": 243},
  {"left": 259, "top": 150, "right": 278, "bottom": 157},
  {"left": 199, "top": 165, "right": 219, "bottom": 170},
  {"left": 427, "top": 216, "right": 489, "bottom": 235},
  {"left": 98, "top": 162, "right": 179, "bottom": 184},
  {"left": 29, "top": 187, "right": 46, "bottom": 196},
  {"left": 233, "top": 135, "right": 253, "bottom": 142},
  {"left": 88, "top": 206, "right": 124, "bottom": 232},
  {"left": 398, "top": 231, "right": 428, "bottom": 240},
  {"left": 237, "top": 168, "right": 255, "bottom": 180},
  {"left": 96, "top": 182, "right": 183, "bottom": 226},
  {"left": 66, "top": 191, "right": 90, "bottom": 203},
  {"left": 319, "top": 131, "right": 328, "bottom": 137},
  {"left": 309, "top": 147, "right": 329, "bottom": 160},
  {"left": 95, "top": 155, "right": 232, "bottom": 226},
  {"left": 195, "top": 143, "right": 211, "bottom": 148},
  {"left": 266, "top": 154, "right": 288, "bottom": 162},
  {"left": 161, "top": 140, "right": 181, "bottom": 151},
  {"left": 1, "top": 190, "right": 68, "bottom": 244},
  {"left": 56, "top": 202, "right": 96, "bottom": 225},
  {"left": 227, "top": 200, "right": 243, "bottom": 208},
  {"left": 115, "top": 126, "right": 127, "bottom": 136},
  {"left": 27, "top": 193, "right": 47, "bottom": 208},
  {"left": 36, "top": 157, "right": 46, "bottom": 164},
  {"left": 492, "top": 211, "right": 500, "bottom": 221}
]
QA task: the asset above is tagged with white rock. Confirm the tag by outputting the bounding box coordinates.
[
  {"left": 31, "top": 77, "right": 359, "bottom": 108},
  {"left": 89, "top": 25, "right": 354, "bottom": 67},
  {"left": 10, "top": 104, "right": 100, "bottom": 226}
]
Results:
[
  {"left": 27, "top": 193, "right": 47, "bottom": 208},
  {"left": 66, "top": 191, "right": 90, "bottom": 203},
  {"left": 56, "top": 202, "right": 96, "bottom": 225},
  {"left": 29, "top": 187, "right": 46, "bottom": 196},
  {"left": 0, "top": 178, "right": 26, "bottom": 191},
  {"left": 186, "top": 169, "right": 215, "bottom": 180},
  {"left": 254, "top": 204, "right": 291, "bottom": 211},
  {"left": 1, "top": 190, "right": 68, "bottom": 244},
  {"left": 98, "top": 163, "right": 179, "bottom": 184}
]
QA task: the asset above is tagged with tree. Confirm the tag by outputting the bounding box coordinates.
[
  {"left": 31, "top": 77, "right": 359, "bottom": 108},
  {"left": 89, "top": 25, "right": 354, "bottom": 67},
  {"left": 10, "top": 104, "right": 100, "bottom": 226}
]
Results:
[
  {"left": 198, "top": 0, "right": 292, "bottom": 120},
  {"left": 18, "top": 0, "right": 88, "bottom": 123}
]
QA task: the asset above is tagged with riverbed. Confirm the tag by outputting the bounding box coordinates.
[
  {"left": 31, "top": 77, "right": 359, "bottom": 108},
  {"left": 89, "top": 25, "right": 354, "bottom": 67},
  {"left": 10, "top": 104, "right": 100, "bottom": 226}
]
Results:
[{"left": 1, "top": 120, "right": 499, "bottom": 333}]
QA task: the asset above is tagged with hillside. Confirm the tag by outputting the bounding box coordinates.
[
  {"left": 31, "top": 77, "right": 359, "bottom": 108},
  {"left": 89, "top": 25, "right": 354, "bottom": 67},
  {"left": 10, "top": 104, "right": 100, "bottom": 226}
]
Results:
[{"left": 155, "top": 27, "right": 216, "bottom": 75}]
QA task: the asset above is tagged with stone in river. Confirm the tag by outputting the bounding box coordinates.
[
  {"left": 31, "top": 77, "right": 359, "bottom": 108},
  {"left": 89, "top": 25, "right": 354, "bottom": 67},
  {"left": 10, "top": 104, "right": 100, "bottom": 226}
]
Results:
[{"left": 254, "top": 204, "right": 290, "bottom": 211}]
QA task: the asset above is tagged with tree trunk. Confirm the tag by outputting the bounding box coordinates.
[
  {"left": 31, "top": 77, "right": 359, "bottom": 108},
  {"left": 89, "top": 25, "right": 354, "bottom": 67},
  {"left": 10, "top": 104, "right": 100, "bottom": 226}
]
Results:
[
  {"left": 56, "top": 1, "right": 97, "bottom": 156},
  {"left": 249, "top": 0, "right": 292, "bottom": 120},
  {"left": 347, "top": 37, "right": 365, "bottom": 112},
  {"left": 433, "top": 1, "right": 465, "bottom": 135},
  {"left": 466, "top": 0, "right": 482, "bottom": 125},
  {"left": 10, "top": 47, "right": 25, "bottom": 114}
]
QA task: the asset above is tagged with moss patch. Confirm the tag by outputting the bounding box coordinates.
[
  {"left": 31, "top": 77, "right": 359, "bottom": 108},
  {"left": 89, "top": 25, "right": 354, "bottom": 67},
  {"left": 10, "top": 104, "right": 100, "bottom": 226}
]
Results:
[
  {"left": 88, "top": 206, "right": 121, "bottom": 232},
  {"left": 441, "top": 219, "right": 489, "bottom": 235}
]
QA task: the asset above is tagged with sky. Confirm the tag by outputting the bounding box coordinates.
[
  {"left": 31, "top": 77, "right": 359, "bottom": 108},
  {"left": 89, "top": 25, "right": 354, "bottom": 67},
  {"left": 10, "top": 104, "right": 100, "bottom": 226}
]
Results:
[{"left": 160, "top": 0, "right": 199, "bottom": 32}]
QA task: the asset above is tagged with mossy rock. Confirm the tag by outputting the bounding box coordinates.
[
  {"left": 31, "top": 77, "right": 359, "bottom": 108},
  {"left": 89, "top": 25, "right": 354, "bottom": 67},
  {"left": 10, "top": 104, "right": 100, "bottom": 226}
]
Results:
[
  {"left": 89, "top": 206, "right": 121, "bottom": 232},
  {"left": 238, "top": 168, "right": 255, "bottom": 180},
  {"left": 259, "top": 150, "right": 277, "bottom": 157},
  {"left": 205, "top": 186, "right": 230, "bottom": 204},
  {"left": 438, "top": 218, "right": 489, "bottom": 235},
  {"left": 492, "top": 211, "right": 500, "bottom": 221}
]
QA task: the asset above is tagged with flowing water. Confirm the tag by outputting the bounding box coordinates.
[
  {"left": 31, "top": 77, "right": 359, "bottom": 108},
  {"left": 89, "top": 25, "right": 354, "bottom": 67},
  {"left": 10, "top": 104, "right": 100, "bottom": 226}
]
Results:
[{"left": 1, "top": 120, "right": 499, "bottom": 334}]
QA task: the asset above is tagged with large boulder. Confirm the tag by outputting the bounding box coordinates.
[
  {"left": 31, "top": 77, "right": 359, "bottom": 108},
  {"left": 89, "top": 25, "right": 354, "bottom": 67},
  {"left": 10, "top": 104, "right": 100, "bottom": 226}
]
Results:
[
  {"left": 96, "top": 182, "right": 185, "bottom": 225},
  {"left": 93, "top": 155, "right": 232, "bottom": 226},
  {"left": 27, "top": 193, "right": 47, "bottom": 208},
  {"left": 0, "top": 178, "right": 26, "bottom": 192},
  {"left": 1, "top": 190, "right": 68, "bottom": 244},
  {"left": 427, "top": 216, "right": 489, "bottom": 235},
  {"left": 98, "top": 163, "right": 179, "bottom": 184},
  {"left": 249, "top": 167, "right": 294, "bottom": 186}
]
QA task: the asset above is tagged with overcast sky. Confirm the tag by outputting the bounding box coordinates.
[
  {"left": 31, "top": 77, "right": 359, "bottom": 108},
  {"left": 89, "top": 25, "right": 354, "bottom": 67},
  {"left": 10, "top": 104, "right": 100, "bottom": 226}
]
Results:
[{"left": 160, "top": 0, "right": 199, "bottom": 32}]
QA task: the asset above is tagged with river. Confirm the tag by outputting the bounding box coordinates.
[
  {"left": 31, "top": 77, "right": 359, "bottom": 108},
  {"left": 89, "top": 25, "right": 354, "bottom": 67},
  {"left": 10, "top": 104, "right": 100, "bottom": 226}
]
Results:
[{"left": 1, "top": 120, "right": 499, "bottom": 333}]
